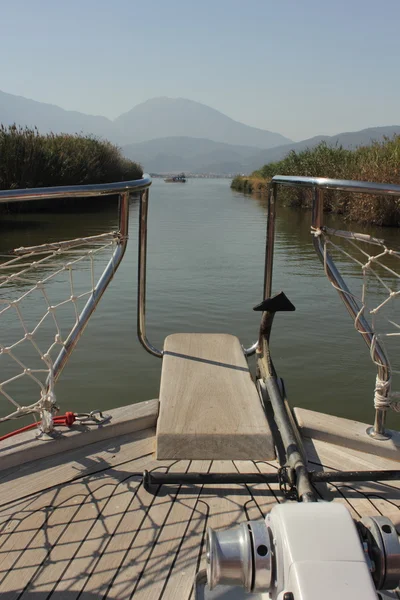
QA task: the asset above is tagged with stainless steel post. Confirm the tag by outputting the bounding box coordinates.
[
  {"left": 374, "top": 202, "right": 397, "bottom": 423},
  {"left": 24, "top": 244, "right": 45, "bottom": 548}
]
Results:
[
  {"left": 137, "top": 188, "right": 163, "bottom": 357},
  {"left": 264, "top": 181, "right": 277, "bottom": 301},
  {"left": 52, "top": 191, "right": 131, "bottom": 381},
  {"left": 243, "top": 182, "right": 278, "bottom": 357}
]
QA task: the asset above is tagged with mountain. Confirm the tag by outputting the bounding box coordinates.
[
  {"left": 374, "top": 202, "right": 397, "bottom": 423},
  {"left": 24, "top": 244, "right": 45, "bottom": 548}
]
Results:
[
  {"left": 114, "top": 97, "right": 291, "bottom": 148},
  {"left": 1, "top": 89, "right": 399, "bottom": 175},
  {"left": 0, "top": 91, "right": 290, "bottom": 149},
  {"left": 246, "top": 126, "right": 400, "bottom": 170},
  {"left": 122, "top": 126, "right": 400, "bottom": 175},
  {"left": 0, "top": 90, "right": 115, "bottom": 140},
  {"left": 122, "top": 137, "right": 262, "bottom": 174}
]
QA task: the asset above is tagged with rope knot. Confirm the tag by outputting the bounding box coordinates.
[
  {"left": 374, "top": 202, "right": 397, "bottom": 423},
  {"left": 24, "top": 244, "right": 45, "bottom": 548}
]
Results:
[
  {"left": 373, "top": 376, "right": 391, "bottom": 410},
  {"left": 311, "top": 227, "right": 323, "bottom": 238}
]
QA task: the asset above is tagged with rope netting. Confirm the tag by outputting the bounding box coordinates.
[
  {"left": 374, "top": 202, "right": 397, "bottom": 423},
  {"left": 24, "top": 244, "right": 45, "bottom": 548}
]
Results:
[
  {"left": 0, "top": 231, "right": 120, "bottom": 431},
  {"left": 312, "top": 225, "right": 400, "bottom": 414}
]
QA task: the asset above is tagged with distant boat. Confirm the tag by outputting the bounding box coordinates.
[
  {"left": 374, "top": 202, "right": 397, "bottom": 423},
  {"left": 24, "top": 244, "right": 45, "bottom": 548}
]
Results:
[{"left": 164, "top": 173, "right": 186, "bottom": 183}]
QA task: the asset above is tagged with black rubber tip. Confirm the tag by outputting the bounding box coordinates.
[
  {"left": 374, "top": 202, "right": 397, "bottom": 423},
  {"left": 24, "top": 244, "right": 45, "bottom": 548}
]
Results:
[{"left": 253, "top": 291, "right": 296, "bottom": 313}]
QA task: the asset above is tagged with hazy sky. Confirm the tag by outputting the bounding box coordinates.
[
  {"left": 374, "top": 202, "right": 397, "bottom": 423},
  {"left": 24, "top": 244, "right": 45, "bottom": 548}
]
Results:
[{"left": 1, "top": 0, "right": 399, "bottom": 141}]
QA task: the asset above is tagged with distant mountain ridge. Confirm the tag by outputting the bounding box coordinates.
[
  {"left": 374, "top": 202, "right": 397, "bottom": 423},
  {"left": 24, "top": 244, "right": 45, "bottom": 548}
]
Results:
[
  {"left": 122, "top": 127, "right": 400, "bottom": 175},
  {"left": 246, "top": 125, "right": 400, "bottom": 168},
  {"left": 0, "top": 90, "right": 115, "bottom": 140},
  {"left": 0, "top": 90, "right": 290, "bottom": 149},
  {"left": 114, "top": 97, "right": 291, "bottom": 148},
  {"left": 122, "top": 137, "right": 261, "bottom": 174},
  {"left": 1, "top": 89, "right": 399, "bottom": 175}
]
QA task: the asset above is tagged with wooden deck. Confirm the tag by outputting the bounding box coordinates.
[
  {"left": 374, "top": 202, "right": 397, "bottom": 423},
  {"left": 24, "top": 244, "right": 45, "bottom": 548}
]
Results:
[
  {"left": 0, "top": 425, "right": 399, "bottom": 599},
  {"left": 157, "top": 334, "right": 275, "bottom": 460}
]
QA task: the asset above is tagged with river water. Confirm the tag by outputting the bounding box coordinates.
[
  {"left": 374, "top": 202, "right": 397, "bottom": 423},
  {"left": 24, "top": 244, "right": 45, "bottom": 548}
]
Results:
[{"left": 0, "top": 178, "right": 398, "bottom": 429}]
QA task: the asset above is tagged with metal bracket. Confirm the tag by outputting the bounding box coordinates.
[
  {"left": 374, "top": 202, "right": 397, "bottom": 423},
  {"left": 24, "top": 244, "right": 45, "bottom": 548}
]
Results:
[
  {"left": 75, "top": 410, "right": 111, "bottom": 425},
  {"left": 278, "top": 466, "right": 298, "bottom": 501}
]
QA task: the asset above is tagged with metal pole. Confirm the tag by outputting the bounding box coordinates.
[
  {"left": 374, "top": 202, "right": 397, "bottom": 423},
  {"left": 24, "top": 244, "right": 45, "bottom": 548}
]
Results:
[
  {"left": 43, "top": 191, "right": 132, "bottom": 433},
  {"left": 243, "top": 182, "right": 277, "bottom": 357},
  {"left": 264, "top": 182, "right": 277, "bottom": 301},
  {"left": 134, "top": 186, "right": 256, "bottom": 357},
  {"left": 143, "top": 469, "right": 400, "bottom": 487},
  {"left": 137, "top": 188, "right": 163, "bottom": 357},
  {"left": 52, "top": 191, "right": 131, "bottom": 381},
  {"left": 370, "top": 406, "right": 388, "bottom": 439},
  {"left": 264, "top": 376, "right": 317, "bottom": 502},
  {"left": 312, "top": 186, "right": 324, "bottom": 230},
  {"left": 0, "top": 175, "right": 152, "bottom": 203},
  {"left": 118, "top": 189, "right": 130, "bottom": 238},
  {"left": 243, "top": 340, "right": 258, "bottom": 356}
]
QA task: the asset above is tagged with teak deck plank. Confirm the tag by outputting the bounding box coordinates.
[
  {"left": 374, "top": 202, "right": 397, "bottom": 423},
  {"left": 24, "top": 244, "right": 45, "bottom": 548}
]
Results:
[
  {"left": 0, "top": 420, "right": 398, "bottom": 598},
  {"left": 0, "top": 429, "right": 155, "bottom": 508},
  {"left": 294, "top": 407, "right": 400, "bottom": 462},
  {"left": 304, "top": 438, "right": 400, "bottom": 529},
  {"left": 156, "top": 334, "right": 275, "bottom": 460}
]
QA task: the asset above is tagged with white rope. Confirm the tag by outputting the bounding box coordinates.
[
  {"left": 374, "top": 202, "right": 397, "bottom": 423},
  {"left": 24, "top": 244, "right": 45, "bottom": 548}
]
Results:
[
  {"left": 0, "top": 231, "right": 119, "bottom": 426},
  {"left": 373, "top": 376, "right": 400, "bottom": 412},
  {"left": 312, "top": 225, "right": 400, "bottom": 415},
  {"left": 14, "top": 231, "right": 119, "bottom": 255}
]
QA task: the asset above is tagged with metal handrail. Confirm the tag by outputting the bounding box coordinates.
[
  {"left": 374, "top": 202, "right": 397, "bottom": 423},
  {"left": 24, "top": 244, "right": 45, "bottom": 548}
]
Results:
[
  {"left": 136, "top": 187, "right": 259, "bottom": 358},
  {"left": 51, "top": 176, "right": 152, "bottom": 381},
  {"left": 0, "top": 176, "right": 152, "bottom": 203},
  {"left": 137, "top": 188, "right": 163, "bottom": 357},
  {"left": 268, "top": 176, "right": 400, "bottom": 196},
  {"left": 0, "top": 175, "right": 152, "bottom": 432},
  {"left": 265, "top": 175, "right": 400, "bottom": 439}
]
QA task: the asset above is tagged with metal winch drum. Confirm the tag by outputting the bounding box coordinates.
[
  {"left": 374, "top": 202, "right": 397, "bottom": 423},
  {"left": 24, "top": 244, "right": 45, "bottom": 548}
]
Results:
[{"left": 206, "top": 503, "right": 400, "bottom": 599}]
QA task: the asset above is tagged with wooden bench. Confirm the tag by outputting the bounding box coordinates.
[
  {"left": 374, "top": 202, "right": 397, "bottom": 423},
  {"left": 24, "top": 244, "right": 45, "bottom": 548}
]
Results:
[{"left": 156, "top": 333, "right": 275, "bottom": 460}]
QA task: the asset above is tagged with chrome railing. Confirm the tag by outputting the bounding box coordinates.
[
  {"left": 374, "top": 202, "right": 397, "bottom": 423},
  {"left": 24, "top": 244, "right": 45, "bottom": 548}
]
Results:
[
  {"left": 0, "top": 178, "right": 151, "bottom": 203},
  {"left": 137, "top": 188, "right": 163, "bottom": 357},
  {"left": 0, "top": 176, "right": 151, "bottom": 431},
  {"left": 136, "top": 187, "right": 259, "bottom": 357},
  {"left": 266, "top": 175, "right": 400, "bottom": 439}
]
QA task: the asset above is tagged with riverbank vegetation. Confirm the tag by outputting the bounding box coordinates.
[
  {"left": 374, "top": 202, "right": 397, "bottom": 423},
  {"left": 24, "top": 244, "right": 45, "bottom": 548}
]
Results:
[
  {"left": 231, "top": 136, "right": 400, "bottom": 226},
  {"left": 0, "top": 125, "right": 142, "bottom": 211}
]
